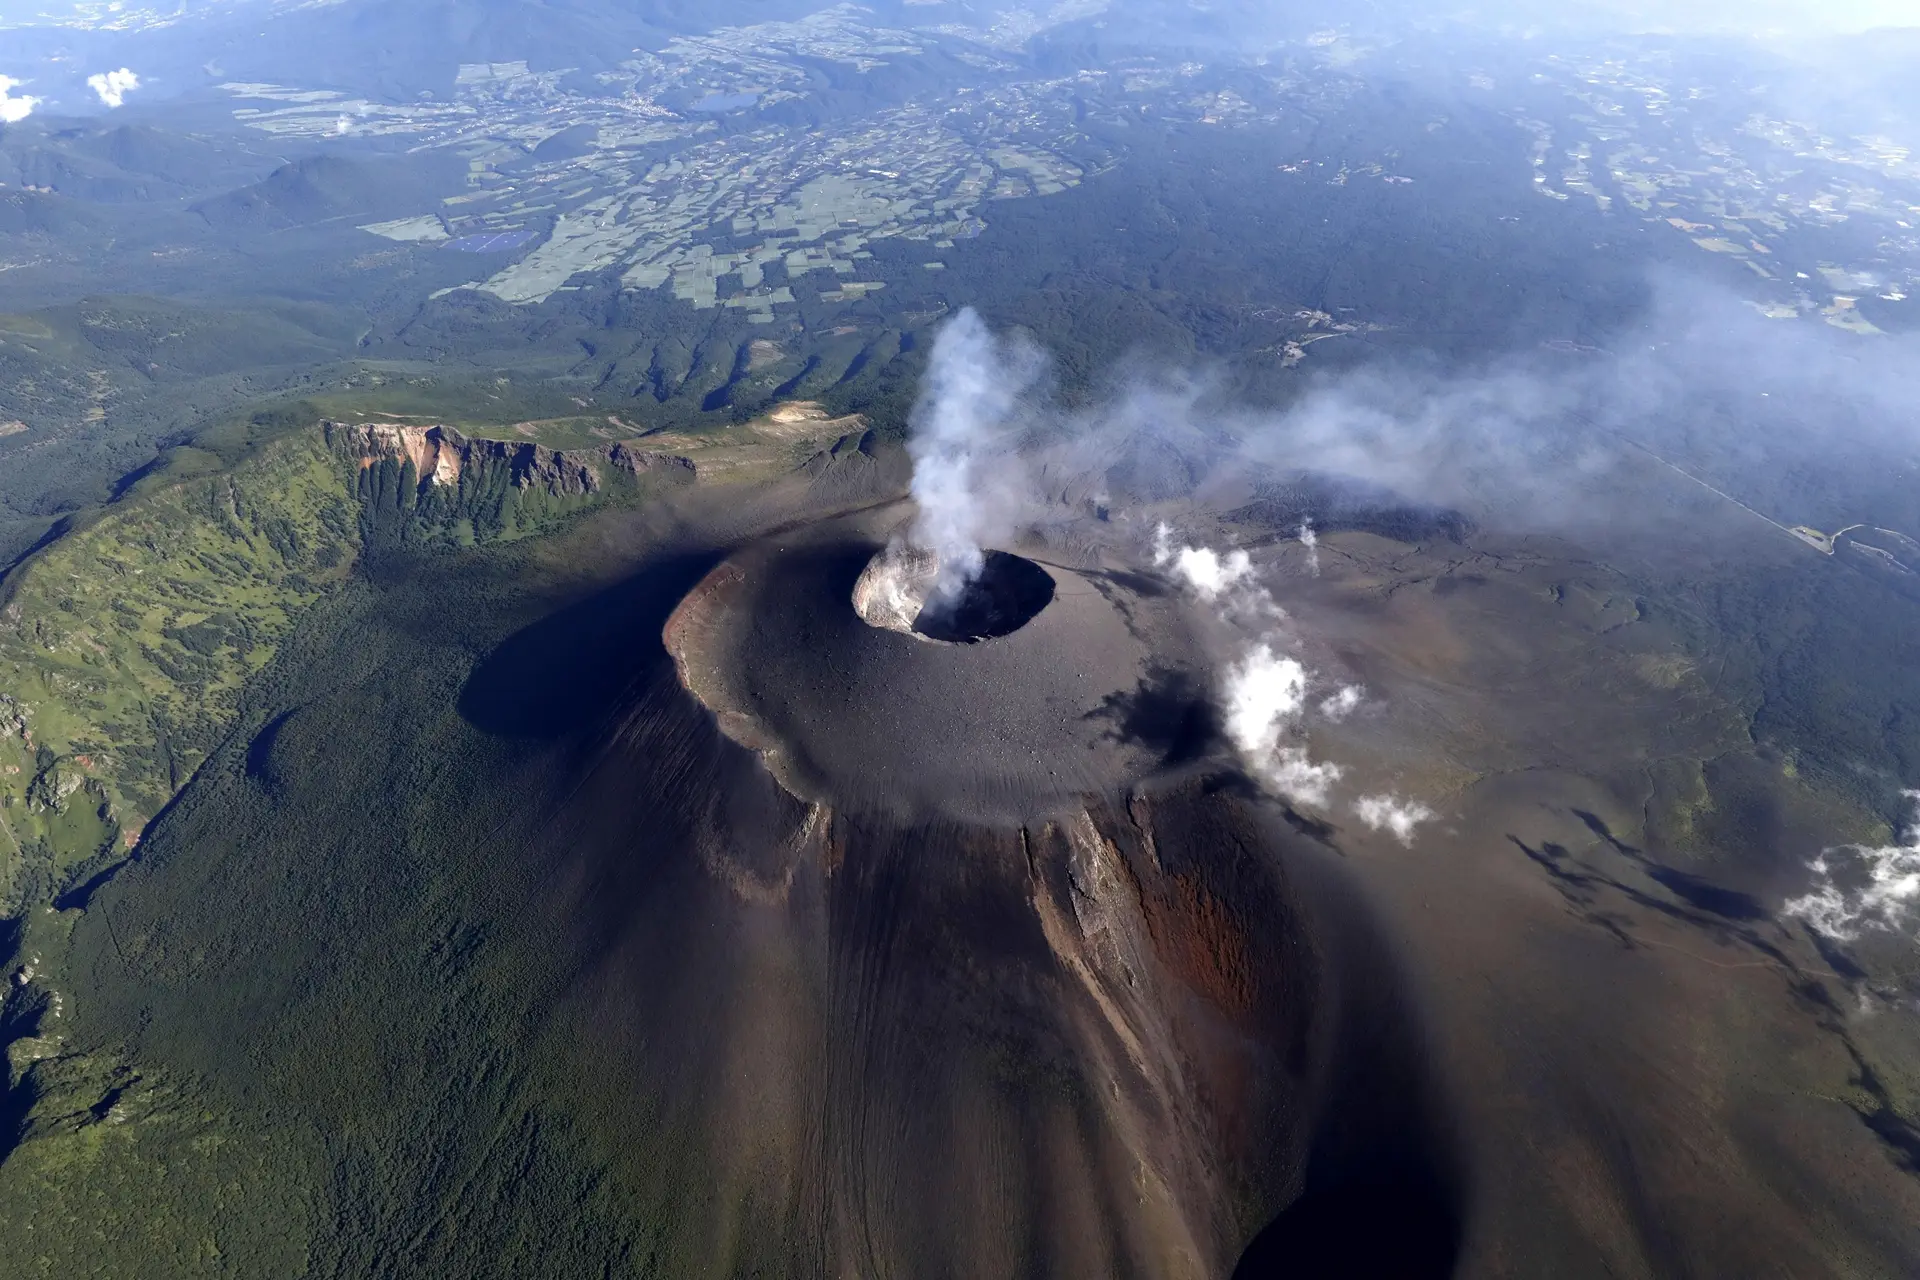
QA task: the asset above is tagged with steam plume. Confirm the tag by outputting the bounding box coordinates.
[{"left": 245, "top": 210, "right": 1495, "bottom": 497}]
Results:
[
  {"left": 908, "top": 307, "right": 1042, "bottom": 600},
  {"left": 1152, "top": 523, "right": 1280, "bottom": 620},
  {"left": 87, "top": 67, "right": 140, "bottom": 109},
  {"left": 1319, "top": 685, "right": 1364, "bottom": 720},
  {"left": 1353, "top": 794, "right": 1437, "bottom": 845},
  {"left": 1154, "top": 525, "right": 1352, "bottom": 808}
]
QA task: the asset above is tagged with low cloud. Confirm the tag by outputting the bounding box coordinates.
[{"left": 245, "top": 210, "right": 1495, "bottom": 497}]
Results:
[
  {"left": 1319, "top": 685, "right": 1364, "bottom": 721},
  {"left": 1346, "top": 0, "right": 1919, "bottom": 37},
  {"left": 1559, "top": 0, "right": 1917, "bottom": 36},
  {"left": 0, "top": 75, "right": 39, "bottom": 124},
  {"left": 1151, "top": 523, "right": 1277, "bottom": 618},
  {"left": 1298, "top": 518, "right": 1319, "bottom": 577},
  {"left": 1220, "top": 645, "right": 1311, "bottom": 761},
  {"left": 1353, "top": 794, "right": 1437, "bottom": 846},
  {"left": 1223, "top": 646, "right": 1344, "bottom": 808},
  {"left": 87, "top": 68, "right": 140, "bottom": 109},
  {"left": 1165, "top": 541, "right": 1255, "bottom": 603},
  {"left": 1783, "top": 792, "right": 1920, "bottom": 942}
]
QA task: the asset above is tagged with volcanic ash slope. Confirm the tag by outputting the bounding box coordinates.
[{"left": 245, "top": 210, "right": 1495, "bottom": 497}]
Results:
[{"left": 645, "top": 509, "right": 1459, "bottom": 1276}]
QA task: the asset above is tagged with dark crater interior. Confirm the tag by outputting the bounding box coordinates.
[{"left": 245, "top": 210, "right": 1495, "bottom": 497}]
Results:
[{"left": 913, "top": 551, "right": 1057, "bottom": 643}]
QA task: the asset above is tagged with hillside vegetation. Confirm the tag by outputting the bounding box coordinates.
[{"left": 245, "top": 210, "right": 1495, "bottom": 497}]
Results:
[
  {"left": 0, "top": 426, "right": 359, "bottom": 913},
  {"left": 0, "top": 408, "right": 701, "bottom": 916}
]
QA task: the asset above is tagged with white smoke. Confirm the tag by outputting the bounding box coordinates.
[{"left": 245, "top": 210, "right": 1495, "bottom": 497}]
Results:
[
  {"left": 1154, "top": 523, "right": 1355, "bottom": 809},
  {"left": 900, "top": 309, "right": 1461, "bottom": 829},
  {"left": 0, "top": 75, "right": 40, "bottom": 124},
  {"left": 1299, "top": 518, "right": 1320, "bottom": 577},
  {"left": 907, "top": 307, "right": 1044, "bottom": 601},
  {"left": 1319, "top": 685, "right": 1364, "bottom": 720},
  {"left": 1221, "top": 643, "right": 1309, "bottom": 755},
  {"left": 1354, "top": 794, "right": 1437, "bottom": 845},
  {"left": 1783, "top": 792, "right": 1920, "bottom": 942},
  {"left": 87, "top": 68, "right": 140, "bottom": 109},
  {"left": 1222, "top": 645, "right": 1345, "bottom": 806},
  {"left": 1152, "top": 522, "right": 1283, "bottom": 621},
  {"left": 1169, "top": 542, "right": 1254, "bottom": 603}
]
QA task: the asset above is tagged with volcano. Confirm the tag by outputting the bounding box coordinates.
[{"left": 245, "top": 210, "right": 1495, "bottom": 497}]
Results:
[
  {"left": 41, "top": 455, "right": 1920, "bottom": 1279},
  {"left": 636, "top": 502, "right": 1467, "bottom": 1275}
]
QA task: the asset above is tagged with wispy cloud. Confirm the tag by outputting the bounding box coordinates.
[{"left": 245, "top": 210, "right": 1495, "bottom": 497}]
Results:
[
  {"left": 893, "top": 282, "right": 1916, "bottom": 847},
  {"left": 1353, "top": 793, "right": 1437, "bottom": 845}
]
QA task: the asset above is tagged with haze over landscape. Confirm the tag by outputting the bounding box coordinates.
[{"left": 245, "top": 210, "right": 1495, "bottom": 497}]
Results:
[{"left": 2, "top": 1, "right": 1920, "bottom": 1276}]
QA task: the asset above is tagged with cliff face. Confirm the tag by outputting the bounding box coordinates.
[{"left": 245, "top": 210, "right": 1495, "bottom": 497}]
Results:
[{"left": 324, "top": 421, "right": 694, "bottom": 497}]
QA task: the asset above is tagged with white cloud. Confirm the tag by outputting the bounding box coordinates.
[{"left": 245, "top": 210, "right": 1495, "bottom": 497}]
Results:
[
  {"left": 1319, "top": 685, "right": 1364, "bottom": 720},
  {"left": 1354, "top": 794, "right": 1437, "bottom": 845},
  {"left": 1219, "top": 639, "right": 1346, "bottom": 806},
  {"left": 1156, "top": 531, "right": 1429, "bottom": 834},
  {"left": 1152, "top": 523, "right": 1282, "bottom": 621},
  {"left": 1169, "top": 542, "right": 1254, "bottom": 602},
  {"left": 1422, "top": 0, "right": 1918, "bottom": 36},
  {"left": 1154, "top": 532, "right": 1348, "bottom": 808},
  {"left": 1269, "top": 747, "right": 1344, "bottom": 808},
  {"left": 1783, "top": 792, "right": 1920, "bottom": 942},
  {"left": 1223, "top": 643, "right": 1310, "bottom": 760},
  {"left": 87, "top": 67, "right": 140, "bottom": 109},
  {"left": 0, "top": 75, "right": 39, "bottom": 124}
]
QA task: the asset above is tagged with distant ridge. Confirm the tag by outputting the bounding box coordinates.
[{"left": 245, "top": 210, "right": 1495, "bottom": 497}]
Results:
[{"left": 193, "top": 152, "right": 461, "bottom": 231}]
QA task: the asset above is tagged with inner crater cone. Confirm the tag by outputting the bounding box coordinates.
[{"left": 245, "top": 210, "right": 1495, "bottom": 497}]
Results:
[
  {"left": 665, "top": 520, "right": 1200, "bottom": 821},
  {"left": 852, "top": 545, "right": 1056, "bottom": 643}
]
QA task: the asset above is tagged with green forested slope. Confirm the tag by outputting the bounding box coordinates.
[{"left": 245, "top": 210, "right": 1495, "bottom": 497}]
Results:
[
  {"left": 0, "top": 411, "right": 685, "bottom": 916},
  {"left": 0, "top": 429, "right": 361, "bottom": 913}
]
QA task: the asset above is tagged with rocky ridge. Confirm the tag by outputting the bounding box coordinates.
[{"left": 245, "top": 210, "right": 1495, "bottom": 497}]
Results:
[{"left": 324, "top": 420, "right": 695, "bottom": 495}]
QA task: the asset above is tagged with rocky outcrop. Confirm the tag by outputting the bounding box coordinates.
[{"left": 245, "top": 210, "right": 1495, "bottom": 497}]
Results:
[
  {"left": 604, "top": 440, "right": 696, "bottom": 482},
  {"left": 850, "top": 543, "right": 941, "bottom": 638},
  {"left": 324, "top": 421, "right": 693, "bottom": 497}
]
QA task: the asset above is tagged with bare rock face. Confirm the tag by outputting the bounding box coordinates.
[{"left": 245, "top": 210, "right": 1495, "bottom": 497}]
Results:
[
  {"left": 324, "top": 420, "right": 694, "bottom": 498},
  {"left": 851, "top": 543, "right": 942, "bottom": 638}
]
